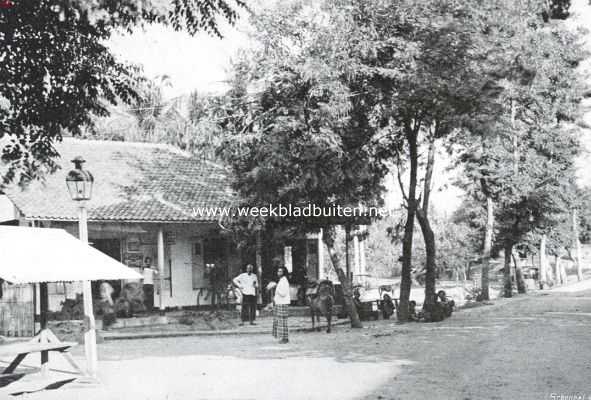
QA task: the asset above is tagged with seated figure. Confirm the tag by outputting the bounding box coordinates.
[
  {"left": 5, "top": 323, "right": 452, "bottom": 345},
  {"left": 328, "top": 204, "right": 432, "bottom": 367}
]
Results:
[
  {"left": 408, "top": 300, "right": 419, "bottom": 321},
  {"left": 381, "top": 294, "right": 395, "bottom": 320},
  {"left": 422, "top": 293, "right": 446, "bottom": 322},
  {"left": 437, "top": 290, "right": 455, "bottom": 318},
  {"left": 353, "top": 289, "right": 366, "bottom": 320}
]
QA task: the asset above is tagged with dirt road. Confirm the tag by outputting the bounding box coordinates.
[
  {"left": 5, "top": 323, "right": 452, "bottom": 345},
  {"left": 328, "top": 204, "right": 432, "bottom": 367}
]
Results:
[
  {"left": 363, "top": 290, "right": 591, "bottom": 400},
  {"left": 4, "top": 288, "right": 591, "bottom": 399}
]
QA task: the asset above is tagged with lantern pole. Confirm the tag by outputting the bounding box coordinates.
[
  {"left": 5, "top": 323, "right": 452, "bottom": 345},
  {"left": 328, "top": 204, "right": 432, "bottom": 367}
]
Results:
[
  {"left": 66, "top": 156, "right": 98, "bottom": 379},
  {"left": 79, "top": 202, "right": 98, "bottom": 378}
]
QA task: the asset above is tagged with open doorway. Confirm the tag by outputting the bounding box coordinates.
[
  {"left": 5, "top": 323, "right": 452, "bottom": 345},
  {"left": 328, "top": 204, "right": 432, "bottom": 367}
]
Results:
[{"left": 91, "top": 239, "right": 122, "bottom": 300}]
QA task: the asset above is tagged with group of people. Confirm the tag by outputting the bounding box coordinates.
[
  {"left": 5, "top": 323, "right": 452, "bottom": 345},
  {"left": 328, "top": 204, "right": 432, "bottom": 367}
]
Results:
[
  {"left": 232, "top": 264, "right": 291, "bottom": 344},
  {"left": 233, "top": 267, "right": 456, "bottom": 344},
  {"left": 408, "top": 290, "right": 455, "bottom": 322},
  {"left": 97, "top": 256, "right": 159, "bottom": 329}
]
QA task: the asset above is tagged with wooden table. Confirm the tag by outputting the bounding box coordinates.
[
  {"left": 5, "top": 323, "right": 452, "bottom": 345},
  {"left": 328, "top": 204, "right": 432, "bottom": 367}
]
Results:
[
  {"left": 0, "top": 341, "right": 77, "bottom": 374},
  {"left": 0, "top": 327, "right": 82, "bottom": 376}
]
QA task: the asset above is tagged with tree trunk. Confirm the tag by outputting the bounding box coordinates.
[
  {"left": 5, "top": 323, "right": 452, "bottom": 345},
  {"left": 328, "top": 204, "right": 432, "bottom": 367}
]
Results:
[
  {"left": 554, "top": 255, "right": 562, "bottom": 285},
  {"left": 511, "top": 100, "right": 519, "bottom": 176},
  {"left": 511, "top": 253, "right": 518, "bottom": 287},
  {"left": 505, "top": 100, "right": 518, "bottom": 299},
  {"left": 540, "top": 234, "right": 548, "bottom": 287},
  {"left": 481, "top": 195, "right": 494, "bottom": 301},
  {"left": 515, "top": 265, "right": 527, "bottom": 293},
  {"left": 416, "top": 207, "right": 436, "bottom": 307},
  {"left": 504, "top": 242, "right": 513, "bottom": 297},
  {"left": 573, "top": 209, "right": 583, "bottom": 281},
  {"left": 546, "top": 259, "right": 554, "bottom": 284},
  {"left": 422, "top": 132, "right": 436, "bottom": 213},
  {"left": 556, "top": 248, "right": 568, "bottom": 285},
  {"left": 419, "top": 133, "right": 437, "bottom": 307},
  {"left": 513, "top": 254, "right": 526, "bottom": 294},
  {"left": 324, "top": 238, "right": 362, "bottom": 328},
  {"left": 345, "top": 225, "right": 351, "bottom": 281},
  {"left": 399, "top": 128, "right": 419, "bottom": 322},
  {"left": 515, "top": 268, "right": 526, "bottom": 293},
  {"left": 256, "top": 231, "right": 263, "bottom": 305},
  {"left": 561, "top": 259, "right": 568, "bottom": 285}
]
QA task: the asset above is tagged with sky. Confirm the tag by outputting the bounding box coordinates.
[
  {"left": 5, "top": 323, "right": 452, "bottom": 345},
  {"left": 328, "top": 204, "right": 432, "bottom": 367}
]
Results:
[{"left": 108, "top": 17, "right": 252, "bottom": 99}]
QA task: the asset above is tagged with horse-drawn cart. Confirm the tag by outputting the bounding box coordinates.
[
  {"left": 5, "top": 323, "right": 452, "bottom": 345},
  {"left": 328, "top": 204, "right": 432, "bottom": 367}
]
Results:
[{"left": 353, "top": 283, "right": 396, "bottom": 320}]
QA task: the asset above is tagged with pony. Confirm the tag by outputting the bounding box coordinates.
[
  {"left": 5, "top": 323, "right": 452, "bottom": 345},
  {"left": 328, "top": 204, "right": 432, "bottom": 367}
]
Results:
[{"left": 306, "top": 280, "right": 334, "bottom": 333}]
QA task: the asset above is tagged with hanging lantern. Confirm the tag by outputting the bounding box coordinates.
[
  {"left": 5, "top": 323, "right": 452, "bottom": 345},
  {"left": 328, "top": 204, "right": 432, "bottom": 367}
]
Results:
[{"left": 65, "top": 156, "right": 94, "bottom": 201}]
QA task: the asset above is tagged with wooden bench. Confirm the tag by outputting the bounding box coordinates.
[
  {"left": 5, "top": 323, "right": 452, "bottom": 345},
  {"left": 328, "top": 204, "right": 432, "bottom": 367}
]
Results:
[{"left": 0, "top": 341, "right": 77, "bottom": 374}]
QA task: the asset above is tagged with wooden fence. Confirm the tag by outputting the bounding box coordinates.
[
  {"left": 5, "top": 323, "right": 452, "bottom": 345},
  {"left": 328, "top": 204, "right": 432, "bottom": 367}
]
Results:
[{"left": 0, "top": 284, "right": 35, "bottom": 337}]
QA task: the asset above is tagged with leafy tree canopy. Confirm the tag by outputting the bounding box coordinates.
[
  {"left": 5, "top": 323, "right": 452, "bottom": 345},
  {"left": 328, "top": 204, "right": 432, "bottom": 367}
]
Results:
[
  {"left": 215, "top": 1, "right": 392, "bottom": 238},
  {"left": 455, "top": 0, "right": 585, "bottom": 260},
  {"left": 0, "top": 0, "right": 246, "bottom": 186}
]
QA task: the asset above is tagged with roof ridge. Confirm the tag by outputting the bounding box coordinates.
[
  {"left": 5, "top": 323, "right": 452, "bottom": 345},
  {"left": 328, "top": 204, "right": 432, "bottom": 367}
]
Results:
[{"left": 60, "top": 137, "right": 190, "bottom": 157}]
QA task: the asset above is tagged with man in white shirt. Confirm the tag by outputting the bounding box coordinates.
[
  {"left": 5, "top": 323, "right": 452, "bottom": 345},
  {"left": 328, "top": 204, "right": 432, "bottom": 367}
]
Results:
[
  {"left": 141, "top": 256, "right": 158, "bottom": 312},
  {"left": 233, "top": 264, "right": 258, "bottom": 325}
]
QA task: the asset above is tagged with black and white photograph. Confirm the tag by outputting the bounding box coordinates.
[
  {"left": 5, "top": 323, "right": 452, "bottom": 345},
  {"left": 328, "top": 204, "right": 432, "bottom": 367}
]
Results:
[{"left": 1, "top": 0, "right": 591, "bottom": 399}]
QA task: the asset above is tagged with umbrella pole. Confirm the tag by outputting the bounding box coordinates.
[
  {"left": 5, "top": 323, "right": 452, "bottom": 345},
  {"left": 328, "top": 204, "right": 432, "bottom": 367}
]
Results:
[
  {"left": 39, "top": 282, "right": 48, "bottom": 374},
  {"left": 33, "top": 283, "right": 40, "bottom": 334}
]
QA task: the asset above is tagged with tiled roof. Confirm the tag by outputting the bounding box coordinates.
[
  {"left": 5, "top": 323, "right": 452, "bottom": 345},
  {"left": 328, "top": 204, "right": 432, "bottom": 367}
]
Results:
[{"left": 5, "top": 138, "right": 234, "bottom": 222}]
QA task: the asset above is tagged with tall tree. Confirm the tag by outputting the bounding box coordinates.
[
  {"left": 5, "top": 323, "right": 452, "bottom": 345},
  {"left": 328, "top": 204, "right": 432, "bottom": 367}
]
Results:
[
  {"left": 0, "top": 0, "right": 246, "bottom": 186},
  {"left": 216, "top": 1, "right": 389, "bottom": 327},
  {"left": 331, "top": 0, "right": 491, "bottom": 317}
]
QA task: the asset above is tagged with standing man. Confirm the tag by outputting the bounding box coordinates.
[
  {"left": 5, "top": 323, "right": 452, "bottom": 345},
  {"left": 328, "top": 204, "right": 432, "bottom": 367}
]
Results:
[
  {"left": 141, "top": 256, "right": 158, "bottom": 312},
  {"left": 233, "top": 264, "right": 258, "bottom": 326}
]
